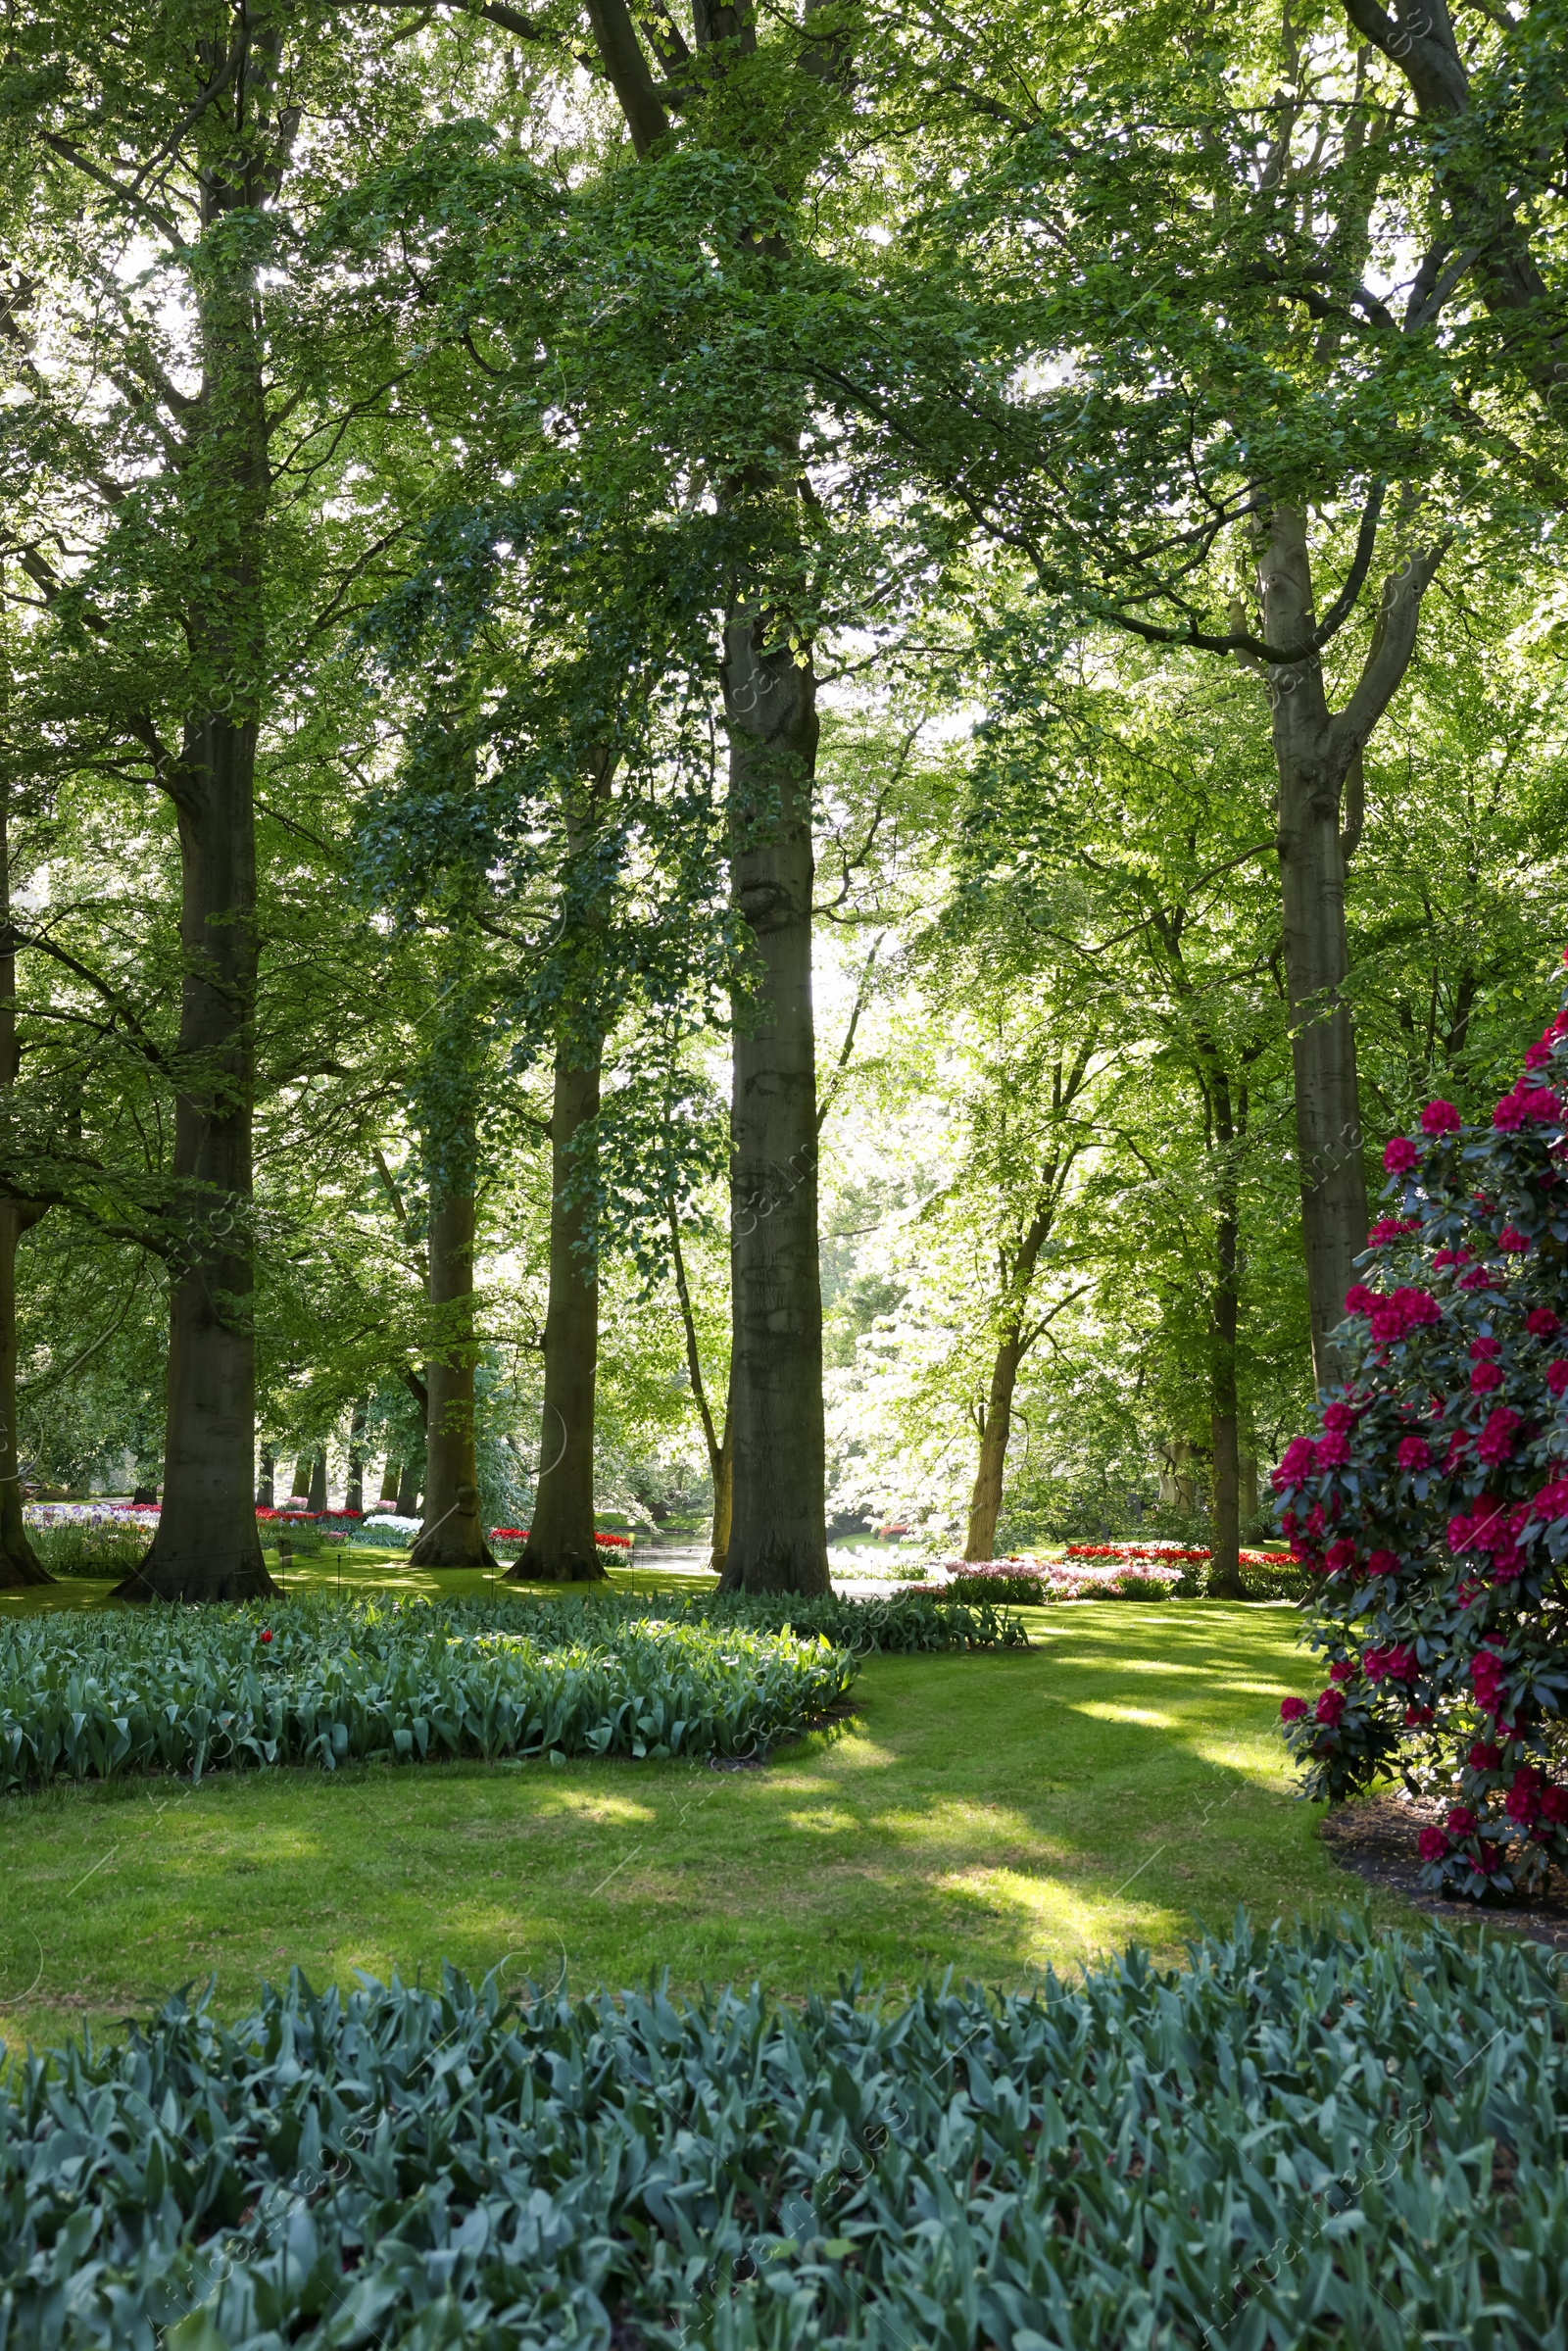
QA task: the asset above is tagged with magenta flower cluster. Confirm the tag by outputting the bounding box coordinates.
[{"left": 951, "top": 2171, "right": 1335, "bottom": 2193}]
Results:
[{"left": 1274, "top": 984, "right": 1568, "bottom": 1902}]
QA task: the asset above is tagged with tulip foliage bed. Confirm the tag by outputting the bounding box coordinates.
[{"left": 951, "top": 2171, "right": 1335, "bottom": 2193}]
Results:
[
  {"left": 1278, "top": 970, "right": 1568, "bottom": 1900},
  {"left": 0, "top": 1589, "right": 1026, "bottom": 1792},
  {"left": 2, "top": 1913, "right": 1564, "bottom": 2351},
  {"left": 0, "top": 1597, "right": 860, "bottom": 1790}
]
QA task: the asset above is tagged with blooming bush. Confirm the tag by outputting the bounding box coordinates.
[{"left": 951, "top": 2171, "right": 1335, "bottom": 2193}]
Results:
[{"left": 1277, "top": 970, "right": 1568, "bottom": 1899}]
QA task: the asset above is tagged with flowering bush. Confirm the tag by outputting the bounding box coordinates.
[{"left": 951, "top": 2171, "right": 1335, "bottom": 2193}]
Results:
[{"left": 1277, "top": 971, "right": 1568, "bottom": 1900}]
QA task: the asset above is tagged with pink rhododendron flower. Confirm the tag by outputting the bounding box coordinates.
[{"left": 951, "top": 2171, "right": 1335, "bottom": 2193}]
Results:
[
  {"left": 1433, "top": 1247, "right": 1473, "bottom": 1271},
  {"left": 1272, "top": 1436, "right": 1316, "bottom": 1491},
  {"left": 1457, "top": 1267, "right": 1496, "bottom": 1292},
  {"left": 1329, "top": 1657, "right": 1354, "bottom": 1683},
  {"left": 1322, "top": 1401, "right": 1356, "bottom": 1434},
  {"left": 1418, "top": 1827, "right": 1450, "bottom": 1861},
  {"left": 1314, "top": 1431, "right": 1350, "bottom": 1468},
  {"left": 1448, "top": 1512, "right": 1475, "bottom": 1554},
  {"left": 1396, "top": 1436, "right": 1430, "bottom": 1471},
  {"left": 1472, "top": 1653, "right": 1506, "bottom": 1710},
  {"left": 1546, "top": 1360, "right": 1568, "bottom": 1396},
  {"left": 1324, "top": 1538, "right": 1357, "bottom": 1572},
  {"left": 1315, "top": 1688, "right": 1346, "bottom": 1726},
  {"left": 1470, "top": 1742, "right": 1503, "bottom": 1771},
  {"left": 1477, "top": 1407, "right": 1523, "bottom": 1465},
  {"left": 1525, "top": 1041, "right": 1553, "bottom": 1071},
  {"left": 1344, "top": 1284, "right": 1375, "bottom": 1313},
  {"left": 1383, "top": 1135, "right": 1420, "bottom": 1174},
  {"left": 1367, "top": 1216, "right": 1419, "bottom": 1246},
  {"left": 1526, "top": 1308, "right": 1561, "bottom": 1339},
  {"left": 1367, "top": 1547, "right": 1400, "bottom": 1577},
  {"left": 1305, "top": 1504, "right": 1326, "bottom": 1537},
  {"left": 1470, "top": 1360, "right": 1503, "bottom": 1395},
  {"left": 1404, "top": 1703, "right": 1435, "bottom": 1727},
  {"left": 1541, "top": 1787, "right": 1568, "bottom": 1824},
  {"left": 1471, "top": 1336, "right": 1500, "bottom": 1358},
  {"left": 1279, "top": 1695, "right": 1307, "bottom": 1723},
  {"left": 1421, "top": 1099, "right": 1462, "bottom": 1135},
  {"left": 1446, "top": 1806, "right": 1478, "bottom": 1836},
  {"left": 1498, "top": 1225, "right": 1533, "bottom": 1253},
  {"left": 1472, "top": 1844, "right": 1502, "bottom": 1875},
  {"left": 1494, "top": 1093, "right": 1528, "bottom": 1132},
  {"left": 1386, "top": 1645, "right": 1418, "bottom": 1684}
]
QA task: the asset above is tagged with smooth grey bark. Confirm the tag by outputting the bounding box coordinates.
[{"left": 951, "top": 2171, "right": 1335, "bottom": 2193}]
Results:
[
  {"left": 256, "top": 1445, "right": 274, "bottom": 1506},
  {"left": 307, "top": 1450, "right": 327, "bottom": 1512},
  {"left": 395, "top": 1452, "right": 422, "bottom": 1517},
  {"left": 410, "top": 1186, "right": 496, "bottom": 1569},
  {"left": 716, "top": 619, "right": 829, "bottom": 1595},
  {"left": 1252, "top": 504, "right": 1443, "bottom": 1390},
  {"left": 514, "top": 1046, "right": 606, "bottom": 1583},
  {"left": 378, "top": 1457, "right": 401, "bottom": 1503}
]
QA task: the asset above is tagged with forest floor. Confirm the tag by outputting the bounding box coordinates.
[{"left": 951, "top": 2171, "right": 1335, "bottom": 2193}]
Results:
[{"left": 0, "top": 1579, "right": 1419, "bottom": 2053}]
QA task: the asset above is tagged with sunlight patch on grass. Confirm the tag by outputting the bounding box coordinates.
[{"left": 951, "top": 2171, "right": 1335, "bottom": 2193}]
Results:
[{"left": 1071, "top": 1701, "right": 1180, "bottom": 1729}]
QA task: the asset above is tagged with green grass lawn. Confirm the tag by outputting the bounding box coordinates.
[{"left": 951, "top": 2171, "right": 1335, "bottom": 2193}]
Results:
[{"left": 0, "top": 1589, "right": 1408, "bottom": 2052}]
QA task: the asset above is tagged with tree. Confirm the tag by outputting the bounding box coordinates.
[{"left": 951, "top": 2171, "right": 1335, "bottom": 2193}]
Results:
[{"left": 845, "top": 0, "right": 1568, "bottom": 1385}]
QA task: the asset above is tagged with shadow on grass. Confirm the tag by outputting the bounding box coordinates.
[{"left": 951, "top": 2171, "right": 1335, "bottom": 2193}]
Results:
[{"left": 0, "top": 1603, "right": 1399, "bottom": 2055}]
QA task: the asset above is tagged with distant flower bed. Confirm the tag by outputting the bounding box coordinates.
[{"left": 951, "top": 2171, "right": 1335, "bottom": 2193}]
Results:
[
  {"left": 490, "top": 1528, "right": 634, "bottom": 1552},
  {"left": 22, "top": 1502, "right": 152, "bottom": 1579},
  {"left": 930, "top": 1557, "right": 1184, "bottom": 1603},
  {"left": 1065, "top": 1542, "right": 1278, "bottom": 1566},
  {"left": 24, "top": 1502, "right": 158, "bottom": 1526}
]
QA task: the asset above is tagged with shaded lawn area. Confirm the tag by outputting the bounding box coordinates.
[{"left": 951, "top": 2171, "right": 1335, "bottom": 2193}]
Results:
[{"left": 0, "top": 1593, "right": 1406, "bottom": 2052}]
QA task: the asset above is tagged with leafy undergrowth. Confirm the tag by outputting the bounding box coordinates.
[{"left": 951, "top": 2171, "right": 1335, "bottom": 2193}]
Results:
[
  {"left": 0, "top": 1598, "right": 862, "bottom": 1790},
  {"left": 527, "top": 1586, "right": 1030, "bottom": 1653},
  {"left": 2, "top": 1913, "right": 1562, "bottom": 2349}
]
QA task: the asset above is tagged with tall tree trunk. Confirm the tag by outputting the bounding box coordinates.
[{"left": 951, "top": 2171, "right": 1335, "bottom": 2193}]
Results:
[
  {"left": 710, "top": 1411, "right": 733, "bottom": 1576},
  {"left": 379, "top": 1457, "right": 401, "bottom": 1504},
  {"left": 0, "top": 792, "right": 48, "bottom": 1589},
  {"left": 1207, "top": 1064, "right": 1246, "bottom": 1599},
  {"left": 1257, "top": 508, "right": 1370, "bottom": 1393},
  {"left": 0, "top": 1203, "right": 48, "bottom": 1590},
  {"left": 289, "top": 1454, "right": 312, "bottom": 1502},
  {"left": 666, "top": 1198, "right": 730, "bottom": 1576},
  {"left": 395, "top": 1451, "right": 421, "bottom": 1517},
  {"left": 118, "top": 131, "right": 273, "bottom": 1602},
  {"left": 717, "top": 620, "right": 829, "bottom": 1595},
  {"left": 410, "top": 1185, "right": 496, "bottom": 1569},
  {"left": 307, "top": 1450, "right": 327, "bottom": 1512},
  {"left": 514, "top": 1044, "right": 605, "bottom": 1582},
  {"left": 964, "top": 1332, "right": 1027, "bottom": 1562},
  {"left": 1208, "top": 1208, "right": 1245, "bottom": 1600},
  {"left": 256, "top": 1445, "right": 274, "bottom": 1507},
  {"left": 346, "top": 1401, "right": 367, "bottom": 1513}
]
